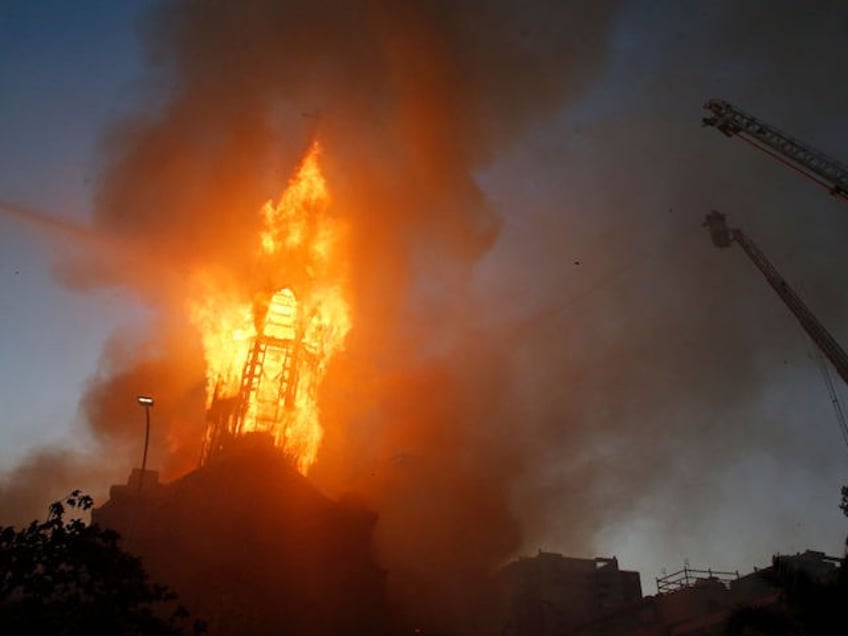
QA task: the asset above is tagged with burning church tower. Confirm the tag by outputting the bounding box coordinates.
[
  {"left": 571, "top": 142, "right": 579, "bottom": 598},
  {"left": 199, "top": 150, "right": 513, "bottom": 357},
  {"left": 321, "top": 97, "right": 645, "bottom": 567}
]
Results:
[
  {"left": 191, "top": 141, "right": 351, "bottom": 472},
  {"left": 91, "top": 142, "right": 380, "bottom": 635},
  {"left": 201, "top": 288, "right": 313, "bottom": 464}
]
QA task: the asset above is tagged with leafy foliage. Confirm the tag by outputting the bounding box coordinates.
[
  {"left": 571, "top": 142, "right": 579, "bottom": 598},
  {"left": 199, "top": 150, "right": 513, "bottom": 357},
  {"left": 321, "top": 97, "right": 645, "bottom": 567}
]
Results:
[{"left": 0, "top": 490, "right": 205, "bottom": 635}]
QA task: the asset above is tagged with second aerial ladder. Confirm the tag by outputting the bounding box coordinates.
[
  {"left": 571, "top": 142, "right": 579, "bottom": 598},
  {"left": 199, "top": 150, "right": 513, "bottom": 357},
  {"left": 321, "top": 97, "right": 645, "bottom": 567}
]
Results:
[{"left": 703, "top": 210, "right": 848, "bottom": 388}]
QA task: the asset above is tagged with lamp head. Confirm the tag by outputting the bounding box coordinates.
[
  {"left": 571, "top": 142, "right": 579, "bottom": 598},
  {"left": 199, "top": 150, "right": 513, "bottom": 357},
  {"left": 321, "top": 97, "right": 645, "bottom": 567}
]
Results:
[{"left": 137, "top": 396, "right": 154, "bottom": 406}]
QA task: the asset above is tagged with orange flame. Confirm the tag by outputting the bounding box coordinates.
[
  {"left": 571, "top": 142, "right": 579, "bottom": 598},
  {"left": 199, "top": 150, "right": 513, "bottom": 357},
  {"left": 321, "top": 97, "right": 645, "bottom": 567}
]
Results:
[{"left": 188, "top": 141, "right": 350, "bottom": 472}]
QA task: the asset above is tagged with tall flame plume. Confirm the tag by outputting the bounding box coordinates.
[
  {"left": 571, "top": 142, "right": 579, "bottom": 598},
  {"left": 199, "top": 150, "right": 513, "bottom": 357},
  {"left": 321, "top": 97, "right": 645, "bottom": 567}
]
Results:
[{"left": 188, "top": 141, "right": 350, "bottom": 472}]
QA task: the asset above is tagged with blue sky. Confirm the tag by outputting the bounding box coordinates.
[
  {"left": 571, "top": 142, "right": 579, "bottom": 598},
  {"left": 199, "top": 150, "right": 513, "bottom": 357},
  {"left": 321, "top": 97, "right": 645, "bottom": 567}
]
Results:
[{"left": 0, "top": 1, "right": 152, "bottom": 464}]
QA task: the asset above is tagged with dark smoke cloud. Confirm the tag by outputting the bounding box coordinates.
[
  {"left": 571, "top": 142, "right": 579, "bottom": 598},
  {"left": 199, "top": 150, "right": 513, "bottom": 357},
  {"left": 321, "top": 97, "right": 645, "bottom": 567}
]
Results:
[
  {"left": 6, "top": 0, "right": 848, "bottom": 629},
  {"left": 80, "top": 323, "right": 207, "bottom": 473},
  {"left": 0, "top": 449, "right": 115, "bottom": 526},
  {"left": 472, "top": 0, "right": 848, "bottom": 574},
  {"left": 1, "top": 0, "right": 622, "bottom": 629}
]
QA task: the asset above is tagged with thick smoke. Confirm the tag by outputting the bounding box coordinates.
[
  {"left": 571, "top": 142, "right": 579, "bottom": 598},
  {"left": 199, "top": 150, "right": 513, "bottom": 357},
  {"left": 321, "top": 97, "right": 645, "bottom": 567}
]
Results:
[
  {"left": 15, "top": 0, "right": 620, "bottom": 629},
  {"left": 0, "top": 450, "right": 113, "bottom": 525},
  {"left": 472, "top": 0, "right": 848, "bottom": 575},
  {"left": 5, "top": 0, "right": 848, "bottom": 630}
]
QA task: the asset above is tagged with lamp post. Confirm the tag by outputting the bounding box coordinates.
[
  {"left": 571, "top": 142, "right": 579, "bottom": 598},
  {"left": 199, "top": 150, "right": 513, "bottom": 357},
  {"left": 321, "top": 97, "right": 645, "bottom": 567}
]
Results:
[{"left": 136, "top": 396, "right": 154, "bottom": 492}]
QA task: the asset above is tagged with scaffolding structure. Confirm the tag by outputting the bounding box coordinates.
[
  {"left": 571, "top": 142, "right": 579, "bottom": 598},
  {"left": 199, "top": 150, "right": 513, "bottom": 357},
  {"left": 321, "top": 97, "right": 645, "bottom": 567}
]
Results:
[
  {"left": 656, "top": 565, "right": 740, "bottom": 595},
  {"left": 200, "top": 289, "right": 314, "bottom": 464}
]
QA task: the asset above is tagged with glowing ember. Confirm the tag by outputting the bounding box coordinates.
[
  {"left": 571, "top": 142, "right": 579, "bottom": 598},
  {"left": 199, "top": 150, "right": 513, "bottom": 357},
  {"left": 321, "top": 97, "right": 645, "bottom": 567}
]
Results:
[{"left": 189, "top": 141, "right": 350, "bottom": 472}]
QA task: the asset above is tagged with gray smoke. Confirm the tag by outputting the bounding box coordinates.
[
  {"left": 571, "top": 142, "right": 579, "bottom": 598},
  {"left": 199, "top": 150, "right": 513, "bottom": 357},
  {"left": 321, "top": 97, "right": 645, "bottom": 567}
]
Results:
[
  {"left": 4, "top": 1, "right": 848, "bottom": 628},
  {"left": 476, "top": 0, "right": 848, "bottom": 578},
  {"left": 25, "top": 0, "right": 622, "bottom": 629}
]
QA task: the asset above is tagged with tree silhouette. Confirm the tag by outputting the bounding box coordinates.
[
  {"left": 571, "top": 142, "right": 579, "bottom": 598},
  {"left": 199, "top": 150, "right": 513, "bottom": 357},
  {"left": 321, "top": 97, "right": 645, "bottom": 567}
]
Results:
[{"left": 0, "top": 490, "right": 205, "bottom": 635}]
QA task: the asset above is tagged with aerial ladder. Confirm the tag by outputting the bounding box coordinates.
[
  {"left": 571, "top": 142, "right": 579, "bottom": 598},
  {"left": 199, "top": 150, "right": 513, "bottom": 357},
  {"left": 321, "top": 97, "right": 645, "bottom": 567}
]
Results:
[
  {"left": 703, "top": 210, "right": 848, "bottom": 392},
  {"left": 702, "top": 99, "right": 848, "bottom": 202}
]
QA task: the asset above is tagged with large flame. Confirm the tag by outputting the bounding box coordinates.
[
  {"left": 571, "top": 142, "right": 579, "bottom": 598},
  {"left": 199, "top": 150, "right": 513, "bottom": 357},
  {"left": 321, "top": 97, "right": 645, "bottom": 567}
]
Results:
[{"left": 188, "top": 141, "right": 350, "bottom": 472}]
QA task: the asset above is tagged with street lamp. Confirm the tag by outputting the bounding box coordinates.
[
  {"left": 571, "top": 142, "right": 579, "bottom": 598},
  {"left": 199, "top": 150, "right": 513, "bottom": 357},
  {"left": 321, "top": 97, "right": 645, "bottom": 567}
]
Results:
[{"left": 136, "top": 396, "right": 154, "bottom": 492}]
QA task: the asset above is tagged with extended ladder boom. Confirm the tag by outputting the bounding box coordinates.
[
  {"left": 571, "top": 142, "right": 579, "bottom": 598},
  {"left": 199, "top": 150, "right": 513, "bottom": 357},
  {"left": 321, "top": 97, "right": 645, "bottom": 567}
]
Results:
[
  {"left": 703, "top": 99, "right": 848, "bottom": 201},
  {"left": 704, "top": 211, "right": 848, "bottom": 387}
]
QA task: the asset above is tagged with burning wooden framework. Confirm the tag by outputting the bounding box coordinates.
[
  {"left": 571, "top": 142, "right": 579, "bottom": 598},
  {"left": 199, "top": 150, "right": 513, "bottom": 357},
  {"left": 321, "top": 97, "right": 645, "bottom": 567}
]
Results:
[
  {"left": 200, "top": 288, "right": 321, "bottom": 465},
  {"left": 190, "top": 141, "right": 350, "bottom": 473}
]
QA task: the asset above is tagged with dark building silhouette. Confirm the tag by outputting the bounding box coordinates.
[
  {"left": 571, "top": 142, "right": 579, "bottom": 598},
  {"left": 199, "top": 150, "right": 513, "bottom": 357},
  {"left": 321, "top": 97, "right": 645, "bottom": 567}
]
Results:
[
  {"left": 93, "top": 435, "right": 390, "bottom": 636},
  {"left": 573, "top": 551, "right": 842, "bottom": 636},
  {"left": 498, "top": 551, "right": 643, "bottom": 636}
]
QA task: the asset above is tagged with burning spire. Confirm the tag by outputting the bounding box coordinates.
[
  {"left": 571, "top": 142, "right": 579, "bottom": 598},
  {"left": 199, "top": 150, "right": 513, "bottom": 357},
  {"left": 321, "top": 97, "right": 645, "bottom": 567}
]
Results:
[{"left": 190, "top": 141, "right": 350, "bottom": 472}]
